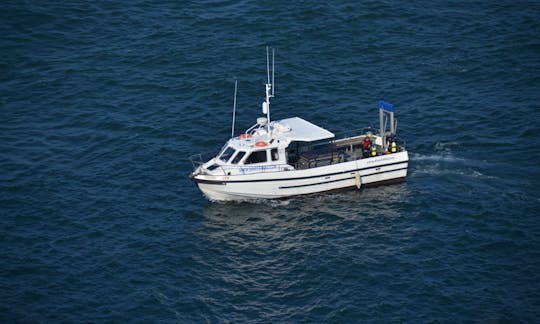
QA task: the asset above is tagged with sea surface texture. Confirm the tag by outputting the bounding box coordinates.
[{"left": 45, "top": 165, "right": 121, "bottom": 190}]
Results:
[{"left": 2, "top": 0, "right": 540, "bottom": 322}]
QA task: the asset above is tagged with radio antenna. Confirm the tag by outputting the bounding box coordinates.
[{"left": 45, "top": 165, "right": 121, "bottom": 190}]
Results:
[
  {"left": 231, "top": 79, "right": 238, "bottom": 138},
  {"left": 272, "top": 48, "right": 275, "bottom": 97},
  {"left": 266, "top": 47, "right": 270, "bottom": 84}
]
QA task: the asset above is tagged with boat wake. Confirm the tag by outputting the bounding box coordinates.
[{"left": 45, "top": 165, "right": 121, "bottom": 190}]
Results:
[
  {"left": 410, "top": 153, "right": 495, "bottom": 179},
  {"left": 411, "top": 153, "right": 467, "bottom": 163},
  {"left": 412, "top": 164, "right": 489, "bottom": 178}
]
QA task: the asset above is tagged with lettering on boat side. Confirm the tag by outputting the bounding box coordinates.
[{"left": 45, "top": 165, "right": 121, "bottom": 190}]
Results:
[
  {"left": 239, "top": 165, "right": 279, "bottom": 174},
  {"left": 365, "top": 156, "right": 396, "bottom": 165}
]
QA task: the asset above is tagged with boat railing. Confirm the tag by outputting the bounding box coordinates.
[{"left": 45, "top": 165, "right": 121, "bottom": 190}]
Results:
[
  {"left": 189, "top": 152, "right": 215, "bottom": 170},
  {"left": 333, "top": 127, "right": 406, "bottom": 150}
]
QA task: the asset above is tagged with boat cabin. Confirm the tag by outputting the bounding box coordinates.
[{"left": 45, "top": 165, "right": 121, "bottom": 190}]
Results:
[{"left": 204, "top": 117, "right": 335, "bottom": 175}]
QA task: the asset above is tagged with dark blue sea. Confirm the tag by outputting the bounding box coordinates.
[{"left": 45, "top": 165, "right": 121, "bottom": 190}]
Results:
[{"left": 2, "top": 0, "right": 540, "bottom": 322}]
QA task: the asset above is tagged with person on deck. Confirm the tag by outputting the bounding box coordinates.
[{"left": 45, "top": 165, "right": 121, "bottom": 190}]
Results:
[
  {"left": 387, "top": 133, "right": 398, "bottom": 154},
  {"left": 362, "top": 133, "right": 372, "bottom": 158}
]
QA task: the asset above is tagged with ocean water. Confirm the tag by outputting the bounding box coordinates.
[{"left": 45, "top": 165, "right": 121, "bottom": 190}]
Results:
[{"left": 2, "top": 0, "right": 540, "bottom": 322}]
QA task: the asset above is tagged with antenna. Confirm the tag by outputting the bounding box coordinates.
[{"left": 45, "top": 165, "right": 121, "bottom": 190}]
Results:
[
  {"left": 272, "top": 48, "right": 275, "bottom": 97},
  {"left": 231, "top": 80, "right": 237, "bottom": 138},
  {"left": 266, "top": 47, "right": 270, "bottom": 84}
]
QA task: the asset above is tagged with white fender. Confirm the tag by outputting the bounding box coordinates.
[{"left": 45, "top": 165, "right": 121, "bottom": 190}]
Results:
[{"left": 355, "top": 172, "right": 362, "bottom": 189}]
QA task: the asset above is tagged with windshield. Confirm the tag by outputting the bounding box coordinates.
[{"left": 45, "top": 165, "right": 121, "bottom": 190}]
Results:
[{"left": 219, "top": 146, "right": 236, "bottom": 163}]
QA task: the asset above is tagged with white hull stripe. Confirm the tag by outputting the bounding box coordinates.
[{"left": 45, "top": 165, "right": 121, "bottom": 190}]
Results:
[{"left": 278, "top": 167, "right": 408, "bottom": 189}]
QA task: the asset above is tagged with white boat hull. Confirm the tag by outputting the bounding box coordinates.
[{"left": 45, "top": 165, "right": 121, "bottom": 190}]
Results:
[{"left": 192, "top": 151, "right": 408, "bottom": 201}]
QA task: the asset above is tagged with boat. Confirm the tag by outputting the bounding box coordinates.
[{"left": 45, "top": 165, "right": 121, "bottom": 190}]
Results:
[{"left": 189, "top": 49, "right": 409, "bottom": 201}]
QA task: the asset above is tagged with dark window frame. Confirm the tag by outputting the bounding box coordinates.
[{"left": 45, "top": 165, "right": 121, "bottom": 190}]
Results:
[
  {"left": 244, "top": 150, "right": 268, "bottom": 164},
  {"left": 231, "top": 151, "right": 246, "bottom": 164}
]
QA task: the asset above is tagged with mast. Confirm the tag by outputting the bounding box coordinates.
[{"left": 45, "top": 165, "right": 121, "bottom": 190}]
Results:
[
  {"left": 272, "top": 48, "right": 275, "bottom": 97},
  {"left": 262, "top": 47, "right": 275, "bottom": 132},
  {"left": 231, "top": 80, "right": 238, "bottom": 138}
]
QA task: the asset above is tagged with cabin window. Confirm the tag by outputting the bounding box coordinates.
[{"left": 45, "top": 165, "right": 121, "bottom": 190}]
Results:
[
  {"left": 207, "top": 164, "right": 220, "bottom": 171},
  {"left": 244, "top": 150, "right": 267, "bottom": 164},
  {"left": 271, "top": 148, "right": 279, "bottom": 161},
  {"left": 219, "top": 146, "right": 236, "bottom": 162},
  {"left": 231, "top": 151, "right": 246, "bottom": 164}
]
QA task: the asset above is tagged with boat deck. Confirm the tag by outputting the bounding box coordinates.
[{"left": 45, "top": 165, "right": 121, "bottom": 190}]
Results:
[{"left": 288, "top": 135, "right": 403, "bottom": 170}]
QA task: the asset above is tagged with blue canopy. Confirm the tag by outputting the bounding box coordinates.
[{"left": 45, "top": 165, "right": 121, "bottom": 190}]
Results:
[{"left": 378, "top": 100, "right": 394, "bottom": 112}]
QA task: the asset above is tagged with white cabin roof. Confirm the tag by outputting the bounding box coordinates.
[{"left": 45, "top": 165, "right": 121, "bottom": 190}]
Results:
[{"left": 271, "top": 117, "right": 334, "bottom": 142}]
